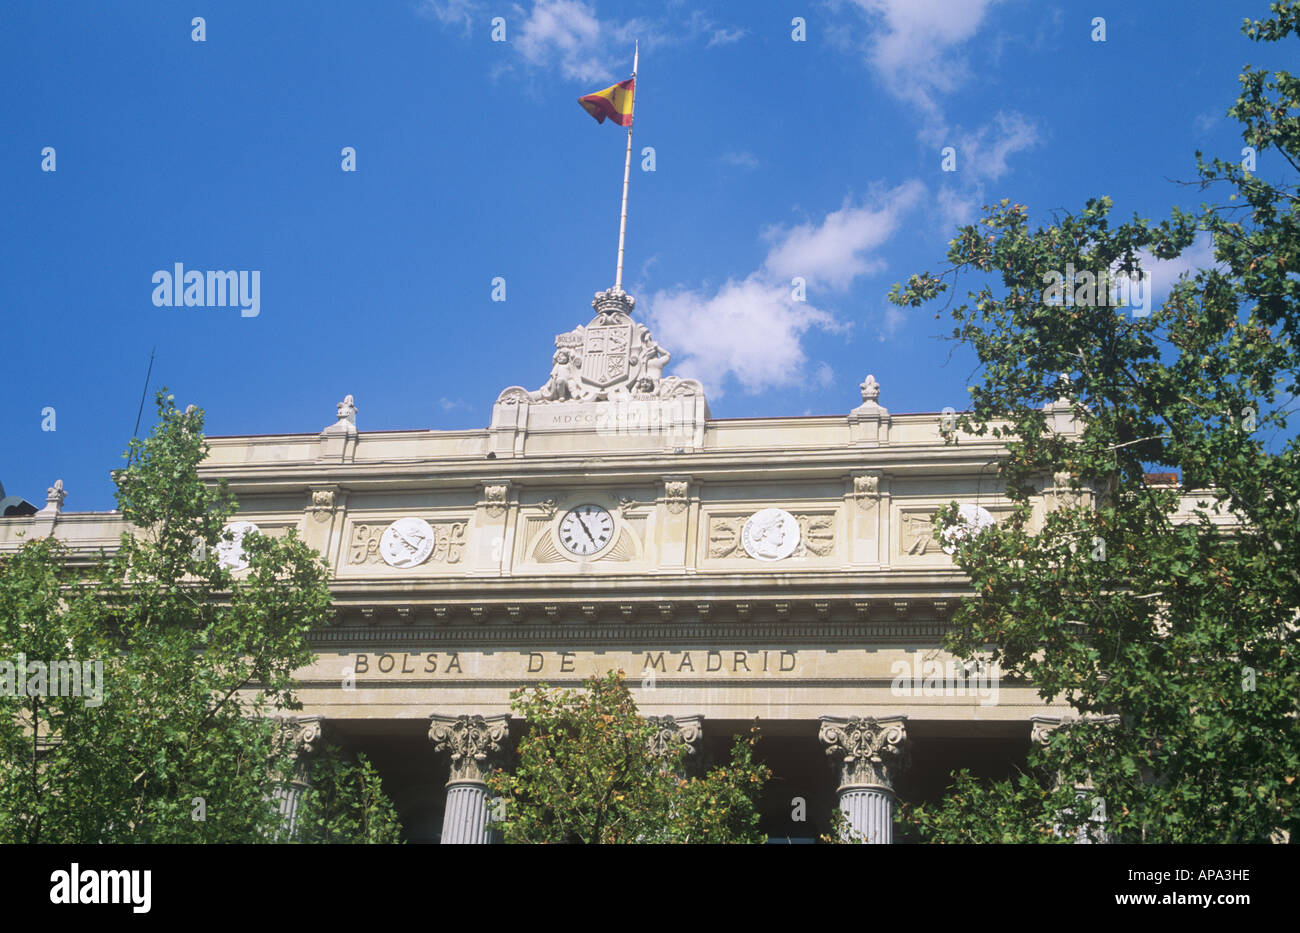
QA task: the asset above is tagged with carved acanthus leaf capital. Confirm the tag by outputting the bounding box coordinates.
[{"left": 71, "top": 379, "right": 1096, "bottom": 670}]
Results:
[
  {"left": 274, "top": 715, "right": 325, "bottom": 784},
  {"left": 429, "top": 714, "right": 511, "bottom": 784},
  {"left": 819, "top": 715, "right": 908, "bottom": 791},
  {"left": 645, "top": 715, "right": 703, "bottom": 759}
]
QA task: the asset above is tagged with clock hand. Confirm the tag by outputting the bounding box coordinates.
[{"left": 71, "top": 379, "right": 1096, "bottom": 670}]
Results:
[{"left": 575, "top": 513, "right": 598, "bottom": 546}]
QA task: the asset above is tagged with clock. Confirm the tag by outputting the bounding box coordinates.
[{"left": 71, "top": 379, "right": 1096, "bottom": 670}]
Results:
[{"left": 558, "top": 504, "right": 615, "bottom": 556}]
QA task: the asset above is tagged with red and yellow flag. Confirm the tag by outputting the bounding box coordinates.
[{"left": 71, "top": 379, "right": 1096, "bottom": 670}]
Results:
[{"left": 578, "top": 77, "right": 635, "bottom": 126}]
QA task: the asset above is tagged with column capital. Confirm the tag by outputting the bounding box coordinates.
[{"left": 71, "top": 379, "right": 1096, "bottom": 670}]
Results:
[
  {"left": 819, "top": 715, "right": 908, "bottom": 793},
  {"left": 1030, "top": 712, "right": 1121, "bottom": 748},
  {"left": 645, "top": 715, "right": 703, "bottom": 760},
  {"left": 429, "top": 714, "right": 511, "bottom": 785},
  {"left": 273, "top": 714, "right": 325, "bottom": 784}
]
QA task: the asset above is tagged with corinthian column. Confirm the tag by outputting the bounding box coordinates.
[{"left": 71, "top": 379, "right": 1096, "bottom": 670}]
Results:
[
  {"left": 1030, "top": 714, "right": 1116, "bottom": 844},
  {"left": 818, "top": 715, "right": 908, "bottom": 844},
  {"left": 272, "top": 715, "right": 324, "bottom": 841},
  {"left": 645, "top": 715, "right": 703, "bottom": 775},
  {"left": 429, "top": 714, "right": 511, "bottom": 844}
]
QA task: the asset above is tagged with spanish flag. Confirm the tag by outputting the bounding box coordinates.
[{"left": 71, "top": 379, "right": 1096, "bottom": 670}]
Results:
[{"left": 578, "top": 77, "right": 635, "bottom": 126}]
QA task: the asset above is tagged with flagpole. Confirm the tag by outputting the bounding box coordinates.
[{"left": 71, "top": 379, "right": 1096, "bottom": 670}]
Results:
[{"left": 614, "top": 40, "right": 638, "bottom": 291}]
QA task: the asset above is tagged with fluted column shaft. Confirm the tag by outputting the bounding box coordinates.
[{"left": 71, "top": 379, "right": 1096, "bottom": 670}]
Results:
[
  {"left": 819, "top": 715, "right": 908, "bottom": 844},
  {"left": 836, "top": 786, "right": 896, "bottom": 844},
  {"left": 429, "top": 713, "right": 510, "bottom": 845}
]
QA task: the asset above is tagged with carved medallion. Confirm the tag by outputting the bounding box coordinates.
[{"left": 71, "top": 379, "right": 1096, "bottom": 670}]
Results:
[
  {"left": 940, "top": 504, "right": 997, "bottom": 554},
  {"left": 349, "top": 521, "right": 465, "bottom": 566},
  {"left": 216, "top": 521, "right": 259, "bottom": 571},
  {"left": 741, "top": 508, "right": 800, "bottom": 561},
  {"left": 380, "top": 517, "right": 436, "bottom": 568}
]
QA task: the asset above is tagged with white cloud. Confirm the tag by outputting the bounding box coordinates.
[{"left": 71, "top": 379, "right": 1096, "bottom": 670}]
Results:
[
  {"left": 849, "top": 0, "right": 1003, "bottom": 118},
  {"left": 955, "top": 111, "right": 1041, "bottom": 183},
  {"left": 421, "top": 1, "right": 741, "bottom": 82},
  {"left": 707, "top": 26, "right": 746, "bottom": 47},
  {"left": 643, "top": 182, "right": 922, "bottom": 395},
  {"left": 1135, "top": 232, "right": 1222, "bottom": 298},
  {"left": 762, "top": 180, "right": 924, "bottom": 291},
  {"left": 419, "top": 0, "right": 480, "bottom": 36},
  {"left": 513, "top": 0, "right": 630, "bottom": 83},
  {"left": 644, "top": 276, "right": 838, "bottom": 396},
  {"left": 836, "top": 0, "right": 1039, "bottom": 230},
  {"left": 936, "top": 184, "right": 977, "bottom": 229},
  {"left": 877, "top": 304, "right": 907, "bottom": 342},
  {"left": 719, "top": 151, "right": 759, "bottom": 169}
]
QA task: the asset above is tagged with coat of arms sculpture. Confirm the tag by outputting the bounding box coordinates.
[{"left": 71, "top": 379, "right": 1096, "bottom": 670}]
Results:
[{"left": 495, "top": 287, "right": 704, "bottom": 405}]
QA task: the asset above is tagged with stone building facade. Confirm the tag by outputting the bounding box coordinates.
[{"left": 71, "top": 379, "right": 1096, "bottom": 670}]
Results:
[{"left": 3, "top": 286, "right": 1113, "bottom": 842}]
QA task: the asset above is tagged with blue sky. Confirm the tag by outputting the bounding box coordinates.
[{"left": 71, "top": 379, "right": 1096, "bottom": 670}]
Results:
[{"left": 1, "top": 0, "right": 1290, "bottom": 510}]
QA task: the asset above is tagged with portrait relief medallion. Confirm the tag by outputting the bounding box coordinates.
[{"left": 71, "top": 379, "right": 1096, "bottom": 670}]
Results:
[
  {"left": 216, "top": 521, "right": 260, "bottom": 571},
  {"left": 940, "top": 504, "right": 996, "bottom": 554},
  {"left": 741, "top": 508, "right": 800, "bottom": 561},
  {"left": 380, "top": 517, "right": 436, "bottom": 568}
]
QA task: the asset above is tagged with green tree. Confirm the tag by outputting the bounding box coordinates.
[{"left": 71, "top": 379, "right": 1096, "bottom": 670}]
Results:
[
  {"left": 888, "top": 2, "right": 1300, "bottom": 843},
  {"left": 0, "top": 391, "right": 397, "bottom": 842},
  {"left": 296, "top": 746, "right": 404, "bottom": 844},
  {"left": 486, "top": 670, "right": 770, "bottom": 843}
]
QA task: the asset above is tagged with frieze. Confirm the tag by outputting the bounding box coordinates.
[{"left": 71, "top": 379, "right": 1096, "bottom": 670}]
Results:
[
  {"left": 898, "top": 505, "right": 1007, "bottom": 557},
  {"left": 348, "top": 521, "right": 467, "bottom": 566},
  {"left": 328, "top": 648, "right": 802, "bottom": 680},
  {"left": 707, "top": 512, "right": 836, "bottom": 559}
]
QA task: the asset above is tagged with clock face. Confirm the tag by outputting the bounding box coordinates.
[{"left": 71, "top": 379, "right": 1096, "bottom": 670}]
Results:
[{"left": 558, "top": 504, "right": 615, "bottom": 556}]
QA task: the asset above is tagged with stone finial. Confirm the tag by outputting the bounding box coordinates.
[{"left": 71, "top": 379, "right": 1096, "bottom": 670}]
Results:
[
  {"left": 859, "top": 374, "right": 880, "bottom": 403},
  {"left": 1043, "top": 372, "right": 1072, "bottom": 411},
  {"left": 37, "top": 479, "right": 66, "bottom": 516},
  {"left": 323, "top": 394, "right": 358, "bottom": 435},
  {"left": 818, "top": 715, "right": 909, "bottom": 792},
  {"left": 429, "top": 714, "right": 511, "bottom": 784}
]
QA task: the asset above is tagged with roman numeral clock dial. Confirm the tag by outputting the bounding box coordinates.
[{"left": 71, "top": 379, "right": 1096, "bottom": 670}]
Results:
[{"left": 558, "top": 504, "right": 614, "bottom": 556}]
